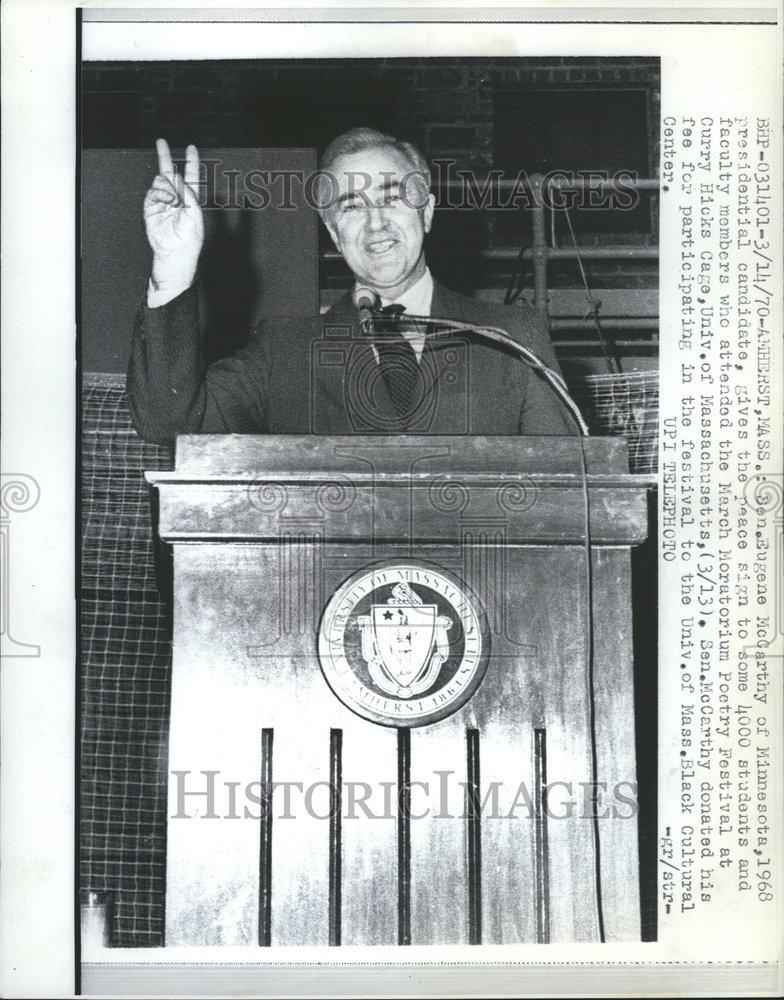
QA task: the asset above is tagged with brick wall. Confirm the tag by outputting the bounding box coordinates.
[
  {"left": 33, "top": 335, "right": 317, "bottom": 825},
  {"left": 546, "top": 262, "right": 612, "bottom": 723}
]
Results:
[
  {"left": 83, "top": 56, "right": 659, "bottom": 175},
  {"left": 83, "top": 57, "right": 660, "bottom": 314}
]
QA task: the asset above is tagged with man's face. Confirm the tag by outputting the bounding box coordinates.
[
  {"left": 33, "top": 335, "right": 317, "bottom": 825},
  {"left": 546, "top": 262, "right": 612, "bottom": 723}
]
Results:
[{"left": 323, "top": 145, "right": 435, "bottom": 298}]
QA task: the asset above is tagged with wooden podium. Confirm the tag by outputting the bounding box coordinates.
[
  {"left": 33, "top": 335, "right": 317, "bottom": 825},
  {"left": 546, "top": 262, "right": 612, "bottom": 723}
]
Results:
[{"left": 146, "top": 434, "right": 652, "bottom": 947}]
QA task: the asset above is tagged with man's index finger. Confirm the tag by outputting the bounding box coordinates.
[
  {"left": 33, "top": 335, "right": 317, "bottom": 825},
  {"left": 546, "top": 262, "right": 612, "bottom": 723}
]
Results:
[{"left": 156, "top": 138, "right": 175, "bottom": 176}]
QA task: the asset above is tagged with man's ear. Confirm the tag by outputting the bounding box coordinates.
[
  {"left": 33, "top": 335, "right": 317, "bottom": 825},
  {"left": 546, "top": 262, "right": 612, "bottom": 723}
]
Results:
[{"left": 423, "top": 192, "right": 436, "bottom": 234}]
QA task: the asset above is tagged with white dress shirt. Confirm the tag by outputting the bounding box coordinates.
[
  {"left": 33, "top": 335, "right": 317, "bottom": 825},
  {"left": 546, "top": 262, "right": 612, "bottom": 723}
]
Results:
[{"left": 147, "top": 277, "right": 191, "bottom": 310}]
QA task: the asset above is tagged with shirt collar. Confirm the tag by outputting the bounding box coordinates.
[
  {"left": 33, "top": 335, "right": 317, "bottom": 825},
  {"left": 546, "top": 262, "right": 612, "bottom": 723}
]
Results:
[
  {"left": 355, "top": 267, "right": 434, "bottom": 318},
  {"left": 357, "top": 268, "right": 433, "bottom": 364}
]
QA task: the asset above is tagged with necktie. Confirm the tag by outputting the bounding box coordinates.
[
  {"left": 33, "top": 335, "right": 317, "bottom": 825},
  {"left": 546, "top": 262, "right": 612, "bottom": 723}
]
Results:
[{"left": 373, "top": 305, "right": 422, "bottom": 420}]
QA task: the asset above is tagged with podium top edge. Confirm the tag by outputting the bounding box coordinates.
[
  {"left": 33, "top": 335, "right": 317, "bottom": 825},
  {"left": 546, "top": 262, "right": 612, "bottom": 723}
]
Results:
[
  {"left": 144, "top": 434, "right": 655, "bottom": 483},
  {"left": 145, "top": 470, "right": 657, "bottom": 490}
]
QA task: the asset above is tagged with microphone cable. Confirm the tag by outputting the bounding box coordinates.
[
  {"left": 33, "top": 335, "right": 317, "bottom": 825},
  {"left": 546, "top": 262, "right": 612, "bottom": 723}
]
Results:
[
  {"left": 393, "top": 312, "right": 589, "bottom": 436},
  {"left": 377, "top": 309, "right": 607, "bottom": 941}
]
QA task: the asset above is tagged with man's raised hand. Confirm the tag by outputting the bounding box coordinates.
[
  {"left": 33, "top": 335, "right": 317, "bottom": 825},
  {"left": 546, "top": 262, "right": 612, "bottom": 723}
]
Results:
[{"left": 144, "top": 139, "right": 205, "bottom": 295}]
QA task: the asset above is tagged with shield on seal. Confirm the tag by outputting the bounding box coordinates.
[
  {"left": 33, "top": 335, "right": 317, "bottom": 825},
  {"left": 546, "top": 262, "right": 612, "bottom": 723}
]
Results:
[{"left": 371, "top": 603, "right": 437, "bottom": 688}]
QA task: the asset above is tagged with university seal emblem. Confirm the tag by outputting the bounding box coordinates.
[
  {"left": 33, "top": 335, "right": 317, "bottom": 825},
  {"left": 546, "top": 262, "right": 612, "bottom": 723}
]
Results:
[{"left": 318, "top": 563, "right": 489, "bottom": 727}]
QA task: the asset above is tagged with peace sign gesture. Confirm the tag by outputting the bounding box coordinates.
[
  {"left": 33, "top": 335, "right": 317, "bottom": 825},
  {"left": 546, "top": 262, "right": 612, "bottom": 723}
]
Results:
[{"left": 144, "top": 139, "right": 205, "bottom": 295}]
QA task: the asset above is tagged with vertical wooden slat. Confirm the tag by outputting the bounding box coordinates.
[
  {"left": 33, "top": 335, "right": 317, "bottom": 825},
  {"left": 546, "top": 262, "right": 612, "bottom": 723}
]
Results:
[
  {"left": 268, "top": 711, "right": 331, "bottom": 945},
  {"left": 166, "top": 545, "right": 267, "bottom": 946},
  {"left": 546, "top": 717, "right": 599, "bottom": 941},
  {"left": 465, "top": 729, "right": 482, "bottom": 945},
  {"left": 328, "top": 729, "right": 342, "bottom": 946},
  {"left": 467, "top": 690, "right": 538, "bottom": 943},
  {"left": 258, "top": 728, "right": 273, "bottom": 946},
  {"left": 266, "top": 580, "right": 335, "bottom": 952},
  {"left": 495, "top": 546, "right": 598, "bottom": 943},
  {"left": 591, "top": 549, "right": 641, "bottom": 940},
  {"left": 543, "top": 541, "right": 602, "bottom": 943},
  {"left": 397, "top": 728, "right": 411, "bottom": 946},
  {"left": 467, "top": 722, "right": 537, "bottom": 944},
  {"left": 463, "top": 542, "right": 540, "bottom": 945},
  {"left": 339, "top": 723, "right": 397, "bottom": 945},
  {"left": 533, "top": 727, "right": 550, "bottom": 943},
  {"left": 409, "top": 718, "right": 469, "bottom": 945}
]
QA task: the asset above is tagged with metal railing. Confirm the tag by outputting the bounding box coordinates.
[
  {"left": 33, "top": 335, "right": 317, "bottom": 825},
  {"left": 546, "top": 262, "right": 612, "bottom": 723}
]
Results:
[{"left": 527, "top": 175, "right": 659, "bottom": 326}]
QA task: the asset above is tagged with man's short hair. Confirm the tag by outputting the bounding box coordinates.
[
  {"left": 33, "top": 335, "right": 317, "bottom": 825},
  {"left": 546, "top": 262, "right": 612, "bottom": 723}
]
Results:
[{"left": 316, "top": 127, "right": 431, "bottom": 215}]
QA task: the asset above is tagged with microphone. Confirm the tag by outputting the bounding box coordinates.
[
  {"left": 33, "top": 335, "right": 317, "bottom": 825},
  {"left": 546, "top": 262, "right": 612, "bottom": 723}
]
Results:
[{"left": 352, "top": 285, "right": 379, "bottom": 335}]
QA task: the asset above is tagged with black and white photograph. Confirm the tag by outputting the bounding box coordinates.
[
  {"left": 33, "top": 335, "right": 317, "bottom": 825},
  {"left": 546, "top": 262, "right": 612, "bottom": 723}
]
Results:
[
  {"left": 3, "top": 3, "right": 782, "bottom": 998},
  {"left": 79, "top": 48, "right": 660, "bottom": 951}
]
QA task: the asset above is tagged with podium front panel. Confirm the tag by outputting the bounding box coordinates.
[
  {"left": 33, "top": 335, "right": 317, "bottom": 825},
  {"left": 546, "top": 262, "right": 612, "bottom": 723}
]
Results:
[{"left": 148, "top": 435, "right": 652, "bottom": 947}]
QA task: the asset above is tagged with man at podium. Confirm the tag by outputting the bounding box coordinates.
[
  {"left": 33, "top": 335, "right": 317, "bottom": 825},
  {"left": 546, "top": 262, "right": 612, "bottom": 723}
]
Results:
[
  {"left": 126, "top": 127, "right": 651, "bottom": 949},
  {"left": 128, "top": 128, "right": 573, "bottom": 444}
]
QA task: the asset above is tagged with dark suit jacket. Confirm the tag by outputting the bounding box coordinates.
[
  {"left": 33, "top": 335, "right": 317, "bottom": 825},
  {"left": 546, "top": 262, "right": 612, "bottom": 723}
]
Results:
[{"left": 127, "top": 279, "right": 573, "bottom": 444}]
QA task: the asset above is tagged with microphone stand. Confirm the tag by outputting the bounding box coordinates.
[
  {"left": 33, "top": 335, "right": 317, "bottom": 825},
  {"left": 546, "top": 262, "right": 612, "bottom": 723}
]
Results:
[{"left": 375, "top": 310, "right": 590, "bottom": 436}]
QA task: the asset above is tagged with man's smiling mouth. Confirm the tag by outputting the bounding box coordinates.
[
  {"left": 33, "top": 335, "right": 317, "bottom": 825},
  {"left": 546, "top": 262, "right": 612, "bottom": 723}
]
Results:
[{"left": 366, "top": 238, "right": 397, "bottom": 255}]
